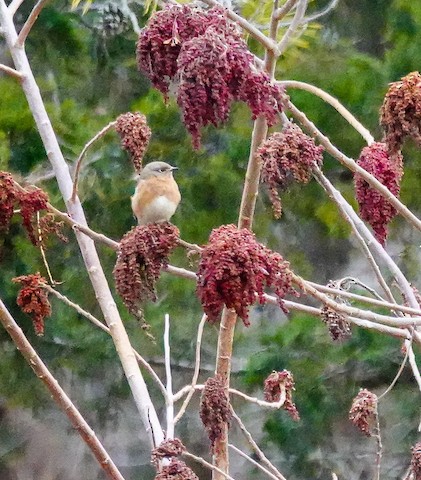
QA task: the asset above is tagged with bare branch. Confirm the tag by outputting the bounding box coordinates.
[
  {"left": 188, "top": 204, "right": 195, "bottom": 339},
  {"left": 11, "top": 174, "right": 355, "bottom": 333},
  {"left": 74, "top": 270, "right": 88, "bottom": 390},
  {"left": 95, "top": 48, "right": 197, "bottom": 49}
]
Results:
[
  {"left": 277, "top": 0, "right": 308, "bottom": 55},
  {"left": 164, "top": 313, "right": 175, "bottom": 439},
  {"left": 199, "top": 0, "right": 279, "bottom": 54},
  {"left": 231, "top": 409, "right": 287, "bottom": 480},
  {"left": 174, "top": 314, "right": 207, "bottom": 423},
  {"left": 229, "top": 386, "right": 286, "bottom": 409},
  {"left": 182, "top": 451, "right": 238, "bottom": 480},
  {"left": 0, "top": 298, "right": 126, "bottom": 480},
  {"left": 228, "top": 443, "right": 281, "bottom": 480},
  {"left": 16, "top": 0, "right": 50, "bottom": 47},
  {"left": 0, "top": 62, "right": 23, "bottom": 79},
  {"left": 279, "top": 80, "right": 374, "bottom": 145},
  {"left": 274, "top": 0, "right": 297, "bottom": 22},
  {"left": 71, "top": 121, "right": 117, "bottom": 202},
  {"left": 7, "top": 0, "right": 25, "bottom": 17}
]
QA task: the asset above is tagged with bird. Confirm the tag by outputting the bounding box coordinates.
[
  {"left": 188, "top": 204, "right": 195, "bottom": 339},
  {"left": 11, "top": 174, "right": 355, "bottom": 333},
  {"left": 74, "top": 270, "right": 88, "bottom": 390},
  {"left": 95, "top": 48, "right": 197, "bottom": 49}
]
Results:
[{"left": 131, "top": 161, "right": 181, "bottom": 225}]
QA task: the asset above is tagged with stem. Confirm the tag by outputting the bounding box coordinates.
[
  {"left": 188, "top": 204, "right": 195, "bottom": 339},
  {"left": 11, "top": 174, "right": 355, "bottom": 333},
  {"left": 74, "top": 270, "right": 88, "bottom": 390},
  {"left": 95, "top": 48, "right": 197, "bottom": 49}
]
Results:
[
  {"left": 228, "top": 444, "right": 281, "bottom": 480},
  {"left": 182, "top": 451, "right": 238, "bottom": 480},
  {"left": 7, "top": 0, "right": 25, "bottom": 17},
  {"left": 174, "top": 314, "right": 207, "bottom": 423},
  {"left": 279, "top": 80, "right": 374, "bottom": 145},
  {"left": 0, "top": 298, "right": 126, "bottom": 480},
  {"left": 231, "top": 409, "right": 287, "bottom": 480},
  {"left": 71, "top": 121, "right": 117, "bottom": 202},
  {"left": 277, "top": 0, "right": 307, "bottom": 55},
  {"left": 0, "top": 0, "right": 164, "bottom": 447},
  {"left": 274, "top": 0, "right": 297, "bottom": 21},
  {"left": 0, "top": 62, "right": 23, "bottom": 79},
  {"left": 164, "top": 314, "right": 174, "bottom": 439},
  {"left": 15, "top": 0, "right": 50, "bottom": 47}
]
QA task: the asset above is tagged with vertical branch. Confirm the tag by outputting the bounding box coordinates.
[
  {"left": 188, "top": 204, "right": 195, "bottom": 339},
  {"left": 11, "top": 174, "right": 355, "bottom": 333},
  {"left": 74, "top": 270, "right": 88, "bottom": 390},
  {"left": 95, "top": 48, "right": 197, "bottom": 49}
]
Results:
[
  {"left": 0, "top": 299, "right": 126, "bottom": 480},
  {"left": 213, "top": 1, "right": 287, "bottom": 477},
  {"left": 0, "top": 0, "right": 164, "bottom": 448},
  {"left": 164, "top": 313, "right": 174, "bottom": 440}
]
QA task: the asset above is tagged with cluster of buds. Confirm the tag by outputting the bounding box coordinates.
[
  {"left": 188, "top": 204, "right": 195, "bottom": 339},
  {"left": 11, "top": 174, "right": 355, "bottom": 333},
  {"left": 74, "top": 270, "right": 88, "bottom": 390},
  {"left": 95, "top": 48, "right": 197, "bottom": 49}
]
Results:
[
  {"left": 137, "top": 5, "right": 284, "bottom": 148},
  {"left": 354, "top": 142, "right": 403, "bottom": 245},
  {"left": 0, "top": 171, "right": 57, "bottom": 246},
  {"left": 199, "top": 374, "right": 232, "bottom": 451},
  {"left": 196, "top": 224, "right": 296, "bottom": 325},
  {"left": 115, "top": 112, "right": 151, "bottom": 173},
  {"left": 258, "top": 123, "right": 324, "bottom": 218},
  {"left": 380, "top": 71, "right": 421, "bottom": 155},
  {"left": 113, "top": 223, "right": 179, "bottom": 316},
  {"left": 151, "top": 438, "right": 186, "bottom": 468},
  {"left": 349, "top": 388, "right": 378, "bottom": 436},
  {"left": 264, "top": 370, "right": 300, "bottom": 420},
  {"left": 12, "top": 273, "right": 51, "bottom": 336}
]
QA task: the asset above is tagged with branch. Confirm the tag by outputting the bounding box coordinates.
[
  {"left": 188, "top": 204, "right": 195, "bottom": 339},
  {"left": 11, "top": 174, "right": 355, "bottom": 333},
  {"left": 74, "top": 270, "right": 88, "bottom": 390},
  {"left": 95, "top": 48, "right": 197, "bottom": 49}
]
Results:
[
  {"left": 71, "top": 121, "right": 117, "bottom": 202},
  {"left": 0, "top": 62, "right": 23, "bottom": 79},
  {"left": 174, "top": 314, "right": 207, "bottom": 423},
  {"left": 164, "top": 313, "right": 174, "bottom": 439},
  {"left": 277, "top": 0, "right": 308, "bottom": 56},
  {"left": 231, "top": 409, "right": 287, "bottom": 480},
  {"left": 274, "top": 0, "right": 297, "bottom": 21},
  {"left": 228, "top": 444, "right": 281, "bottom": 480},
  {"left": 7, "top": 0, "right": 25, "bottom": 17},
  {"left": 279, "top": 80, "right": 374, "bottom": 145},
  {"left": 182, "top": 451, "right": 238, "bottom": 480},
  {"left": 287, "top": 100, "right": 421, "bottom": 233},
  {"left": 199, "top": 0, "right": 279, "bottom": 55},
  {"left": 0, "top": 298, "right": 126, "bottom": 480},
  {"left": 229, "top": 386, "right": 286, "bottom": 409},
  {"left": 16, "top": 0, "right": 50, "bottom": 47}
]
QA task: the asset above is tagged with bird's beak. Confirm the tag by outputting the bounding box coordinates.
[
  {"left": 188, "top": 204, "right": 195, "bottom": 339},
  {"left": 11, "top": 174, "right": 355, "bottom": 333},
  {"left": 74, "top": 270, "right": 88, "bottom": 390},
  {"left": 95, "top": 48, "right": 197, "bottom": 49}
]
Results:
[{"left": 170, "top": 166, "right": 178, "bottom": 171}]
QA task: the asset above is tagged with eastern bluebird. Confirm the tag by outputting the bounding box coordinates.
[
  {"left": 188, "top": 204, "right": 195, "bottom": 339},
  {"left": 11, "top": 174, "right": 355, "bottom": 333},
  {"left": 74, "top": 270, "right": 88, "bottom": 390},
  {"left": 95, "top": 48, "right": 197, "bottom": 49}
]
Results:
[{"left": 131, "top": 161, "right": 181, "bottom": 225}]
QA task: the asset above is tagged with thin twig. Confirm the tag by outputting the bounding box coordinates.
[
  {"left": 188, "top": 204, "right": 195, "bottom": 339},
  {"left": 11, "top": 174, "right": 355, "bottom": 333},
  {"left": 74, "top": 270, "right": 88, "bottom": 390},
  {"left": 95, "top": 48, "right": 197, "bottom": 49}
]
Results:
[
  {"left": 408, "top": 345, "right": 421, "bottom": 394},
  {"left": 279, "top": 80, "right": 374, "bottom": 145},
  {"left": 164, "top": 313, "right": 174, "bottom": 439},
  {"left": 199, "top": 0, "right": 279, "bottom": 54},
  {"left": 307, "top": 282, "right": 420, "bottom": 316},
  {"left": 182, "top": 451, "right": 237, "bottom": 480},
  {"left": 274, "top": 0, "right": 297, "bottom": 21},
  {"left": 277, "top": 0, "right": 308, "bottom": 55},
  {"left": 377, "top": 335, "right": 412, "bottom": 402},
  {"left": 229, "top": 387, "right": 286, "bottom": 409},
  {"left": 228, "top": 444, "right": 281, "bottom": 480},
  {"left": 36, "top": 211, "right": 55, "bottom": 285},
  {"left": 16, "top": 0, "right": 50, "bottom": 47},
  {"left": 373, "top": 413, "right": 382, "bottom": 480},
  {"left": 0, "top": 62, "right": 23, "bottom": 79},
  {"left": 297, "top": 0, "right": 339, "bottom": 23},
  {"left": 174, "top": 314, "right": 207, "bottom": 423},
  {"left": 231, "top": 409, "right": 287, "bottom": 480},
  {"left": 0, "top": 298, "right": 126, "bottom": 480},
  {"left": 71, "top": 121, "right": 117, "bottom": 202}
]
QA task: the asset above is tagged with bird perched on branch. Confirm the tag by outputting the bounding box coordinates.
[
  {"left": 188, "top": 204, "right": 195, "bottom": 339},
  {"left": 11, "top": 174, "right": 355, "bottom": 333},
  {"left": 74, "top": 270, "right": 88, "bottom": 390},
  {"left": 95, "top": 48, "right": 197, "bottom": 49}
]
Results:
[{"left": 131, "top": 161, "right": 181, "bottom": 225}]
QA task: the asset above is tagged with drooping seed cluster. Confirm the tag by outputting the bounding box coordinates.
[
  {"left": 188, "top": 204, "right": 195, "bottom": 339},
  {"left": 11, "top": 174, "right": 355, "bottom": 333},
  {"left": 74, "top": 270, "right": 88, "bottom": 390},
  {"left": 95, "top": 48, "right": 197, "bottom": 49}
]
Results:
[
  {"left": 199, "top": 374, "right": 232, "bottom": 452},
  {"left": 264, "top": 370, "right": 300, "bottom": 420},
  {"left": 320, "top": 305, "right": 351, "bottom": 341},
  {"left": 154, "top": 459, "right": 198, "bottom": 480},
  {"left": 196, "top": 224, "right": 296, "bottom": 325},
  {"left": 258, "top": 123, "right": 324, "bottom": 218},
  {"left": 113, "top": 223, "right": 179, "bottom": 315},
  {"left": 151, "top": 438, "right": 186, "bottom": 468},
  {"left": 380, "top": 71, "right": 421, "bottom": 154},
  {"left": 354, "top": 142, "right": 403, "bottom": 246},
  {"left": 12, "top": 273, "right": 51, "bottom": 336},
  {"left": 349, "top": 388, "right": 378, "bottom": 437},
  {"left": 115, "top": 112, "right": 152, "bottom": 173},
  {"left": 137, "top": 5, "right": 284, "bottom": 148},
  {"left": 411, "top": 442, "right": 421, "bottom": 480},
  {"left": 0, "top": 172, "right": 54, "bottom": 246}
]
